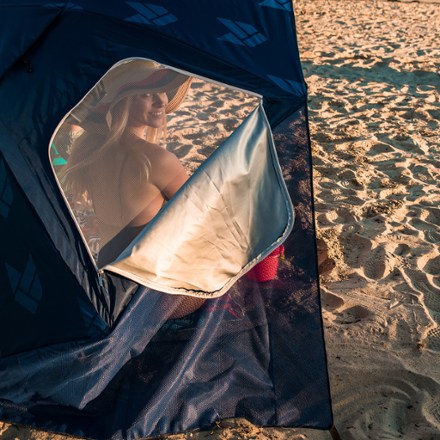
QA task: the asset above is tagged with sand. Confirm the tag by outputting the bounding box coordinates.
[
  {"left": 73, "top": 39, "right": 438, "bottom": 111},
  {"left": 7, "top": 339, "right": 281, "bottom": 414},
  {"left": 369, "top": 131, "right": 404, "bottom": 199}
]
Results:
[
  {"left": 293, "top": 1, "right": 440, "bottom": 439},
  {"left": 1, "top": 0, "right": 439, "bottom": 439}
]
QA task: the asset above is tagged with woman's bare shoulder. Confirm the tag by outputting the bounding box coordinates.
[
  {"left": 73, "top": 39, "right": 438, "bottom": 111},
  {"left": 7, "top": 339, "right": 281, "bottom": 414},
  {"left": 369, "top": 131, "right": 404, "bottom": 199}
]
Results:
[
  {"left": 122, "top": 138, "right": 187, "bottom": 194},
  {"left": 128, "top": 138, "right": 167, "bottom": 156},
  {"left": 129, "top": 139, "right": 180, "bottom": 166}
]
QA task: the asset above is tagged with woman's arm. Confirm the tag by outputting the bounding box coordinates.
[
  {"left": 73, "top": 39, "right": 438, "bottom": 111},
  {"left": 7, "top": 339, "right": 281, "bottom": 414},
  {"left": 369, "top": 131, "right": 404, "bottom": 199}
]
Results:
[
  {"left": 120, "top": 142, "right": 188, "bottom": 226},
  {"left": 150, "top": 147, "right": 188, "bottom": 200}
]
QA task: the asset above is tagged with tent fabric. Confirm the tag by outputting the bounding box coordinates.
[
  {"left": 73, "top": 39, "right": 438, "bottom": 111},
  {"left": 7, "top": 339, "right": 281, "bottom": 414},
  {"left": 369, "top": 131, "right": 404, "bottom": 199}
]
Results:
[
  {"left": 0, "top": 5, "right": 62, "bottom": 80},
  {"left": 0, "top": 1, "right": 333, "bottom": 439},
  {"left": 108, "top": 105, "right": 294, "bottom": 297},
  {"left": 0, "top": 3, "right": 305, "bottom": 318},
  {"left": 0, "top": 152, "right": 108, "bottom": 358},
  {"left": 0, "top": 107, "right": 332, "bottom": 439}
]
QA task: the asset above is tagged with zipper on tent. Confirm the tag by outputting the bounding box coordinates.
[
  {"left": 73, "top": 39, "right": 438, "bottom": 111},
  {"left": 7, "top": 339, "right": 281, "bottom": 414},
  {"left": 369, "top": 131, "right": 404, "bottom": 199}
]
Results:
[
  {"left": 50, "top": 166, "right": 101, "bottom": 273},
  {"left": 48, "top": 57, "right": 264, "bottom": 285},
  {"left": 48, "top": 127, "right": 100, "bottom": 275}
]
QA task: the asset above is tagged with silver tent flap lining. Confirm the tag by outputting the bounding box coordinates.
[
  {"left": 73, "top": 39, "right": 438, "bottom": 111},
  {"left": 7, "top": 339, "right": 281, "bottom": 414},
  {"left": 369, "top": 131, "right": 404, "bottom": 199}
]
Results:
[{"left": 105, "top": 105, "right": 294, "bottom": 297}]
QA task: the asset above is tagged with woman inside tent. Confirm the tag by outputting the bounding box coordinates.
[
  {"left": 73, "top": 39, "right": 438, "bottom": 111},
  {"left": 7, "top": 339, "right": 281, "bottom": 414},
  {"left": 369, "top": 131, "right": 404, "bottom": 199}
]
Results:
[{"left": 61, "top": 59, "right": 192, "bottom": 268}]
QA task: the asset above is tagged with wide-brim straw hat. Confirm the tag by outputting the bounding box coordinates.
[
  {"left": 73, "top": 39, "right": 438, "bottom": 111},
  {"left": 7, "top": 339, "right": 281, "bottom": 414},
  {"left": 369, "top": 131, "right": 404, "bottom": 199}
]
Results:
[{"left": 69, "top": 59, "right": 192, "bottom": 131}]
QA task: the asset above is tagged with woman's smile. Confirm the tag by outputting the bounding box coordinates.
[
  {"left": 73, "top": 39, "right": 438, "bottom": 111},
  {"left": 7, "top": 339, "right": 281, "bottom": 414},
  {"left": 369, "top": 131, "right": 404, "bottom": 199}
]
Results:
[{"left": 129, "top": 92, "right": 168, "bottom": 128}]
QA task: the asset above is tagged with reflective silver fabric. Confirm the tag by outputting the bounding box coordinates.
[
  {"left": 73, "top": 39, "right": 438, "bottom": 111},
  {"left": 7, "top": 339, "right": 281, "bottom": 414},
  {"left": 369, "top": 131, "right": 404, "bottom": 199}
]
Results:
[{"left": 106, "top": 106, "right": 294, "bottom": 297}]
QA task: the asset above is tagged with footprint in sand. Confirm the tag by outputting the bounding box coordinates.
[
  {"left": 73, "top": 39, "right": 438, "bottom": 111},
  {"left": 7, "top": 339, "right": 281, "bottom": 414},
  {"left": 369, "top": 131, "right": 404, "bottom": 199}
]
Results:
[
  {"left": 336, "top": 305, "right": 373, "bottom": 324},
  {"left": 321, "top": 288, "right": 345, "bottom": 310},
  {"left": 368, "top": 141, "right": 395, "bottom": 156},
  {"left": 333, "top": 368, "right": 440, "bottom": 439},
  {"left": 424, "top": 229, "right": 440, "bottom": 245},
  {"left": 394, "top": 243, "right": 411, "bottom": 256},
  {"left": 403, "top": 267, "right": 440, "bottom": 351},
  {"left": 425, "top": 397, "right": 440, "bottom": 427},
  {"left": 426, "top": 327, "right": 440, "bottom": 352},
  {"left": 422, "top": 289, "right": 440, "bottom": 315},
  {"left": 167, "top": 142, "right": 196, "bottom": 159},
  {"left": 341, "top": 232, "right": 372, "bottom": 269},
  {"left": 410, "top": 215, "right": 440, "bottom": 240},
  {"left": 363, "top": 245, "right": 394, "bottom": 280},
  {"left": 418, "top": 253, "right": 440, "bottom": 276}
]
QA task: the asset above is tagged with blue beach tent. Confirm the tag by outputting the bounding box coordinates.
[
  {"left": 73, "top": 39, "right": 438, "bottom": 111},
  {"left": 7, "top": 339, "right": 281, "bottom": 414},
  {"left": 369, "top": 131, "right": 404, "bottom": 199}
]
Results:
[{"left": 0, "top": 1, "right": 338, "bottom": 439}]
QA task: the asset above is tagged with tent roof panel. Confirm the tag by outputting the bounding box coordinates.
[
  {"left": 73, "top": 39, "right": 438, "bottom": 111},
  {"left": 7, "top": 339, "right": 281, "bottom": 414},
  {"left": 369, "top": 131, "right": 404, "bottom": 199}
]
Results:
[
  {"left": 0, "top": 0, "right": 306, "bottom": 100},
  {"left": 0, "top": 6, "right": 62, "bottom": 79}
]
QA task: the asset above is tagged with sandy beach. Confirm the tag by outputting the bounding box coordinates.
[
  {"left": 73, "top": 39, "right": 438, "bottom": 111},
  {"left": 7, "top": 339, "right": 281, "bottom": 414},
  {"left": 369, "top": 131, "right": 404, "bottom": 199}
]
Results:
[
  {"left": 293, "top": 1, "right": 439, "bottom": 438},
  {"left": 1, "top": 0, "right": 440, "bottom": 439}
]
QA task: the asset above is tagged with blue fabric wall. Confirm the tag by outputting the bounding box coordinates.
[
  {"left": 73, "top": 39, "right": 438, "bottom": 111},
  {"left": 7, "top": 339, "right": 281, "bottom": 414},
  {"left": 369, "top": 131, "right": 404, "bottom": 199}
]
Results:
[{"left": 0, "top": 2, "right": 332, "bottom": 438}]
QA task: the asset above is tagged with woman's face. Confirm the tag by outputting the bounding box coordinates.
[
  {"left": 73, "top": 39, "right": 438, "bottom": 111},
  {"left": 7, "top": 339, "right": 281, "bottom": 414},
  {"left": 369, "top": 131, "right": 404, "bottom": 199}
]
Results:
[{"left": 128, "top": 92, "right": 169, "bottom": 128}]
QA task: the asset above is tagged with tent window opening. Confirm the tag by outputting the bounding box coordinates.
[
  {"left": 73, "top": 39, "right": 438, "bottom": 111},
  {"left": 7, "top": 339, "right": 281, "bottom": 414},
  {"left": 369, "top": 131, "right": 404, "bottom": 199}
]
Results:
[{"left": 50, "top": 58, "right": 260, "bottom": 273}]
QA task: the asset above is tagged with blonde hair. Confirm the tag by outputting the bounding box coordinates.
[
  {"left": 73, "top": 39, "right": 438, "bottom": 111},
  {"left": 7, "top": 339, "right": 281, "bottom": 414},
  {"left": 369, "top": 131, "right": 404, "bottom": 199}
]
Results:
[{"left": 60, "top": 95, "right": 161, "bottom": 200}]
